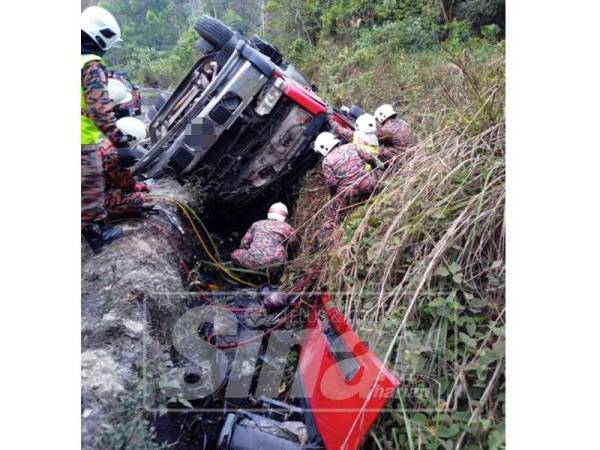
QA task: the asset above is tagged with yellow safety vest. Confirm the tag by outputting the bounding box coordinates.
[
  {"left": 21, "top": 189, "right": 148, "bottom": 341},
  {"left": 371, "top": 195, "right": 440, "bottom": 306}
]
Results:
[
  {"left": 353, "top": 133, "right": 379, "bottom": 172},
  {"left": 81, "top": 54, "right": 105, "bottom": 145}
]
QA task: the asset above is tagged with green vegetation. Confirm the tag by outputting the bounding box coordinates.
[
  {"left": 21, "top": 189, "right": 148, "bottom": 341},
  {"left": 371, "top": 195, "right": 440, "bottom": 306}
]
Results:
[
  {"left": 97, "top": 1, "right": 504, "bottom": 448},
  {"left": 279, "top": 3, "right": 505, "bottom": 448},
  {"left": 99, "top": 0, "right": 198, "bottom": 86}
]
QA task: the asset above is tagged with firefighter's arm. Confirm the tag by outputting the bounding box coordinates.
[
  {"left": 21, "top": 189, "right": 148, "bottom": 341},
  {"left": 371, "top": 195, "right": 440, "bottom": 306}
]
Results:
[
  {"left": 240, "top": 225, "right": 255, "bottom": 249},
  {"left": 82, "top": 61, "right": 124, "bottom": 145},
  {"left": 328, "top": 117, "right": 353, "bottom": 142},
  {"left": 358, "top": 146, "right": 383, "bottom": 169},
  {"left": 322, "top": 160, "right": 339, "bottom": 192}
]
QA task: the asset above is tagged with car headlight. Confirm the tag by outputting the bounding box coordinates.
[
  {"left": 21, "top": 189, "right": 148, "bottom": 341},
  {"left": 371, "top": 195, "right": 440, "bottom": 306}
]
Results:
[{"left": 255, "top": 78, "right": 284, "bottom": 116}]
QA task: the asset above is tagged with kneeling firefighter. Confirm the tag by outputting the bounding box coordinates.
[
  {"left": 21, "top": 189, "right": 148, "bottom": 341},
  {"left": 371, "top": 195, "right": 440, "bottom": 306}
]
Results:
[
  {"left": 329, "top": 113, "right": 381, "bottom": 170},
  {"left": 314, "top": 131, "right": 383, "bottom": 241},
  {"left": 374, "top": 103, "right": 414, "bottom": 162},
  {"left": 231, "top": 203, "right": 299, "bottom": 276},
  {"left": 81, "top": 5, "right": 127, "bottom": 253}
]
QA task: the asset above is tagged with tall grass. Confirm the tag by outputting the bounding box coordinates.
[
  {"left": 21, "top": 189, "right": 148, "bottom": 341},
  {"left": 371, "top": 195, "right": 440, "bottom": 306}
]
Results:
[{"left": 283, "top": 38, "right": 505, "bottom": 449}]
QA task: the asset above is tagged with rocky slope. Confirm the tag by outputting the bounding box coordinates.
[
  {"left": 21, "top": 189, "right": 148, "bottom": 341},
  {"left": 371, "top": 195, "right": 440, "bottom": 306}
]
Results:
[{"left": 81, "top": 178, "right": 193, "bottom": 449}]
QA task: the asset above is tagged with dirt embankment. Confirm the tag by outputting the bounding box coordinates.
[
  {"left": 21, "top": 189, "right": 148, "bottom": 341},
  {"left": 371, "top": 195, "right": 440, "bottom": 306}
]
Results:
[{"left": 81, "top": 178, "right": 193, "bottom": 449}]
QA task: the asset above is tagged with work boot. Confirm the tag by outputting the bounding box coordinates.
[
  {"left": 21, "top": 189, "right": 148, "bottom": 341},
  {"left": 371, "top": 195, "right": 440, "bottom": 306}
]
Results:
[{"left": 82, "top": 222, "right": 123, "bottom": 255}]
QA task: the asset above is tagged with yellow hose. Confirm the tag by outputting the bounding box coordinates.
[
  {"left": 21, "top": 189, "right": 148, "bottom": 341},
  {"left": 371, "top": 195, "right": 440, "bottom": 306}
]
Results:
[{"left": 147, "top": 195, "right": 257, "bottom": 288}]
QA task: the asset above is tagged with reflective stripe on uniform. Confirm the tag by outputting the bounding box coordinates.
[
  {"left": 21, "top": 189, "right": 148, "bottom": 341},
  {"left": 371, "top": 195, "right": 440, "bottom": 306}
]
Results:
[
  {"left": 81, "top": 54, "right": 105, "bottom": 145},
  {"left": 352, "top": 133, "right": 379, "bottom": 172}
]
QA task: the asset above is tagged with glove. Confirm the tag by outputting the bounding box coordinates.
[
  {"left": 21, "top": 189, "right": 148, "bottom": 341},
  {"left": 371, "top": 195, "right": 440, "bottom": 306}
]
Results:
[{"left": 116, "top": 147, "right": 138, "bottom": 168}]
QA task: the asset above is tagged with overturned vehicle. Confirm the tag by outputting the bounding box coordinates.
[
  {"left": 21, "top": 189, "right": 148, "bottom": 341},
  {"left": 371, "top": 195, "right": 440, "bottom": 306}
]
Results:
[
  {"left": 116, "top": 16, "right": 398, "bottom": 450},
  {"left": 151, "top": 293, "right": 399, "bottom": 450},
  {"left": 133, "top": 15, "right": 355, "bottom": 208}
]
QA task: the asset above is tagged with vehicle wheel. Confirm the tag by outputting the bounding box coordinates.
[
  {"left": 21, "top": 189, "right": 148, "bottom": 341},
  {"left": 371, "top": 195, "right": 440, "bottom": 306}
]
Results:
[{"left": 194, "top": 15, "right": 233, "bottom": 50}]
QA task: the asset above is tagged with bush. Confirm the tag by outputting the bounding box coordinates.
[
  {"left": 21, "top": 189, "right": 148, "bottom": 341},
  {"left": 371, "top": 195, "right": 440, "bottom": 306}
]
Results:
[
  {"left": 448, "top": 19, "right": 473, "bottom": 44},
  {"left": 356, "top": 17, "right": 439, "bottom": 54},
  {"left": 107, "top": 30, "right": 199, "bottom": 88},
  {"left": 481, "top": 23, "right": 501, "bottom": 42},
  {"left": 283, "top": 33, "right": 505, "bottom": 450}
]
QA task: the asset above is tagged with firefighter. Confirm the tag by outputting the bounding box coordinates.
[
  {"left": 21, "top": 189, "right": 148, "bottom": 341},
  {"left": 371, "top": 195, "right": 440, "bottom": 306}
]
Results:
[
  {"left": 103, "top": 78, "right": 149, "bottom": 216},
  {"left": 231, "top": 203, "right": 299, "bottom": 273},
  {"left": 98, "top": 117, "right": 150, "bottom": 217},
  {"left": 314, "top": 131, "right": 383, "bottom": 240},
  {"left": 374, "top": 104, "right": 414, "bottom": 162},
  {"left": 107, "top": 77, "right": 133, "bottom": 118},
  {"left": 329, "top": 113, "right": 380, "bottom": 170},
  {"left": 81, "top": 6, "right": 126, "bottom": 253}
]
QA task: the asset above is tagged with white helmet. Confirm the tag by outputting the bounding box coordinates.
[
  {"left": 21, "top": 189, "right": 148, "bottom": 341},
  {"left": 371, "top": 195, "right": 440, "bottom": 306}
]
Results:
[
  {"left": 107, "top": 78, "right": 132, "bottom": 105},
  {"left": 314, "top": 132, "right": 340, "bottom": 157},
  {"left": 267, "top": 202, "right": 288, "bottom": 222},
  {"left": 355, "top": 113, "right": 379, "bottom": 146},
  {"left": 374, "top": 104, "right": 397, "bottom": 123},
  {"left": 116, "top": 117, "right": 147, "bottom": 145},
  {"left": 81, "top": 6, "right": 122, "bottom": 51}
]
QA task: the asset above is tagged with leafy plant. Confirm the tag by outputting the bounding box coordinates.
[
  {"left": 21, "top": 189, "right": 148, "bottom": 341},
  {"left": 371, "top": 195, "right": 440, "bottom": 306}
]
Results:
[{"left": 283, "top": 36, "right": 505, "bottom": 450}]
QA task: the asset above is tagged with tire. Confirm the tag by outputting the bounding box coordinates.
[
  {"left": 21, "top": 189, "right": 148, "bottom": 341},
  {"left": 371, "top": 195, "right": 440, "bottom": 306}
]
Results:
[{"left": 194, "top": 15, "right": 233, "bottom": 50}]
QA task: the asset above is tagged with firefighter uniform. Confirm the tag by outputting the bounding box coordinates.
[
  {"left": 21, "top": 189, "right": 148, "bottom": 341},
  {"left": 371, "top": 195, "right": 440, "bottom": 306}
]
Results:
[
  {"left": 231, "top": 219, "right": 299, "bottom": 270},
  {"left": 319, "top": 143, "right": 380, "bottom": 239},
  {"left": 98, "top": 139, "right": 148, "bottom": 217},
  {"left": 377, "top": 117, "right": 414, "bottom": 162},
  {"left": 81, "top": 54, "right": 124, "bottom": 227}
]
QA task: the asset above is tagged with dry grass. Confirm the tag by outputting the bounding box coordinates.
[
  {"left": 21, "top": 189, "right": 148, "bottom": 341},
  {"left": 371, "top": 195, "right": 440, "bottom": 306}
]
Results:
[{"left": 283, "top": 45, "right": 505, "bottom": 449}]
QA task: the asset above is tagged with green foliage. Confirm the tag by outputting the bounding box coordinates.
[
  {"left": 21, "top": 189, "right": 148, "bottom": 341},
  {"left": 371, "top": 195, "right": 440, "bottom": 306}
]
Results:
[
  {"left": 356, "top": 17, "right": 439, "bottom": 53},
  {"left": 97, "top": 387, "right": 159, "bottom": 449},
  {"left": 100, "top": 0, "right": 187, "bottom": 51},
  {"left": 447, "top": 19, "right": 472, "bottom": 44},
  {"left": 203, "top": 0, "right": 264, "bottom": 35},
  {"left": 282, "top": 11, "right": 505, "bottom": 448},
  {"left": 99, "top": 0, "right": 196, "bottom": 87},
  {"left": 481, "top": 23, "right": 500, "bottom": 42},
  {"left": 222, "top": 8, "right": 245, "bottom": 32}
]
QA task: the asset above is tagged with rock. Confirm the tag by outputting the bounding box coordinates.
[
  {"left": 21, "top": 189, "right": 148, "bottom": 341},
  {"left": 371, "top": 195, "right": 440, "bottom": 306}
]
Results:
[{"left": 81, "top": 179, "right": 194, "bottom": 449}]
